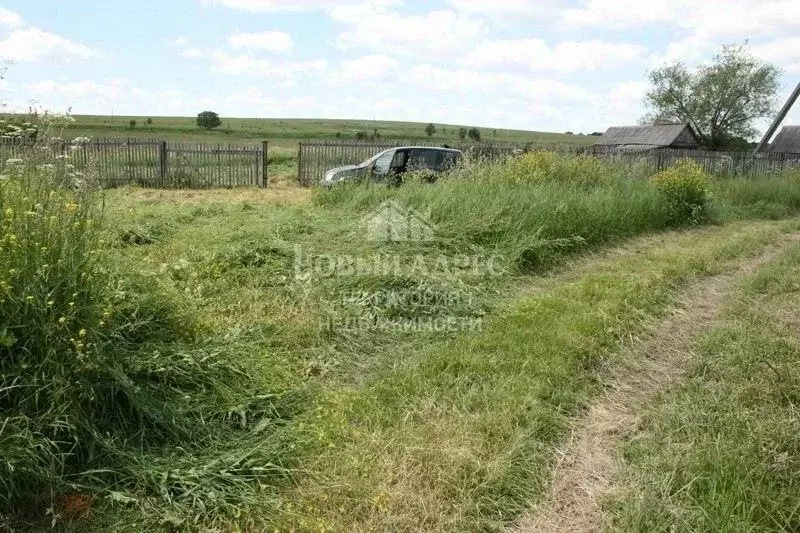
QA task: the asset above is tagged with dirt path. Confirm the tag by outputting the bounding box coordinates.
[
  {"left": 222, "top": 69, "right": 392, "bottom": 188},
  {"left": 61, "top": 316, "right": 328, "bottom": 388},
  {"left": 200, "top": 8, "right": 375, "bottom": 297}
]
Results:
[{"left": 511, "top": 237, "right": 799, "bottom": 533}]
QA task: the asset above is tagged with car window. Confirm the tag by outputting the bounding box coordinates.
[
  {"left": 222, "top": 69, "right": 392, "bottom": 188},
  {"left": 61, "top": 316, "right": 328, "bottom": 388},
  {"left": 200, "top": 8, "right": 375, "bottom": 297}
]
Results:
[
  {"left": 441, "top": 152, "right": 460, "bottom": 170},
  {"left": 391, "top": 150, "right": 408, "bottom": 168},
  {"left": 372, "top": 149, "right": 395, "bottom": 175},
  {"left": 407, "top": 149, "right": 439, "bottom": 171},
  {"left": 406, "top": 149, "right": 459, "bottom": 171}
]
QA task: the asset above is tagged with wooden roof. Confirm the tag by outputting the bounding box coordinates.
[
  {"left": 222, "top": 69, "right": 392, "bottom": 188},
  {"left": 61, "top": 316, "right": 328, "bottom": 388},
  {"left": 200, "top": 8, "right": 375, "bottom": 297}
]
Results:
[
  {"left": 595, "top": 123, "right": 700, "bottom": 148},
  {"left": 768, "top": 126, "right": 800, "bottom": 153}
]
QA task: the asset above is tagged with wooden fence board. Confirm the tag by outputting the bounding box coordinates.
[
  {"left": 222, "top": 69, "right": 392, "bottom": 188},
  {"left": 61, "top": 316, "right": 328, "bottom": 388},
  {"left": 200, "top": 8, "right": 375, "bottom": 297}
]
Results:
[{"left": 0, "top": 137, "right": 268, "bottom": 189}]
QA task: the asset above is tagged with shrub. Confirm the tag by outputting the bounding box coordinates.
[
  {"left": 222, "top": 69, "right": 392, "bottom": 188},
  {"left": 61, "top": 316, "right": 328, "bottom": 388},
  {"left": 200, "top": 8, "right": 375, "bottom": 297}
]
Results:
[
  {"left": 650, "top": 158, "right": 711, "bottom": 224},
  {"left": 196, "top": 111, "right": 222, "bottom": 130}
]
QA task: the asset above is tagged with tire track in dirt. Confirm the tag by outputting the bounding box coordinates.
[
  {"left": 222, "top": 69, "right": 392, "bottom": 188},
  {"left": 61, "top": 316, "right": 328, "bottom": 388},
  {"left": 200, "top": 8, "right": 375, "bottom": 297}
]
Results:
[{"left": 510, "top": 235, "right": 800, "bottom": 533}]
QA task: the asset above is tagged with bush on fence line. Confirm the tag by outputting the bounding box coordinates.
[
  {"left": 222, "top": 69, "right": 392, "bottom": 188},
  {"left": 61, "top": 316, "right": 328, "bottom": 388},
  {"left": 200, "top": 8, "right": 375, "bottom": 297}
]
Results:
[{"left": 650, "top": 158, "right": 712, "bottom": 224}]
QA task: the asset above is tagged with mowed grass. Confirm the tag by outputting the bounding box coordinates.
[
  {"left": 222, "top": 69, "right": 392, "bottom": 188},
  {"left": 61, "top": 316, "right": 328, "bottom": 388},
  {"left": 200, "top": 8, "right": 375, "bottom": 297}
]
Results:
[
  {"left": 9, "top": 145, "right": 800, "bottom": 530},
  {"left": 62, "top": 115, "right": 599, "bottom": 148},
  {"left": 609, "top": 244, "right": 800, "bottom": 532},
  {"left": 273, "top": 219, "right": 800, "bottom": 532},
  {"left": 93, "top": 156, "right": 800, "bottom": 530}
]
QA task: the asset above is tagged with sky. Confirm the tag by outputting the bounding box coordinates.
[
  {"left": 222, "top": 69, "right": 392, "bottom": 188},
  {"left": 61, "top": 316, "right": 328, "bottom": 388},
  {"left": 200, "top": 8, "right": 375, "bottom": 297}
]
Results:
[{"left": 1, "top": 0, "right": 799, "bottom": 137}]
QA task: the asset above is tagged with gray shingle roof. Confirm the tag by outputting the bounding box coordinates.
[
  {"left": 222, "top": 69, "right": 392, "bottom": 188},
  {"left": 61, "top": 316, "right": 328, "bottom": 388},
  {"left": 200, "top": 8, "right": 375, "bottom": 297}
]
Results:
[
  {"left": 768, "top": 126, "right": 800, "bottom": 153},
  {"left": 595, "top": 123, "right": 699, "bottom": 148}
]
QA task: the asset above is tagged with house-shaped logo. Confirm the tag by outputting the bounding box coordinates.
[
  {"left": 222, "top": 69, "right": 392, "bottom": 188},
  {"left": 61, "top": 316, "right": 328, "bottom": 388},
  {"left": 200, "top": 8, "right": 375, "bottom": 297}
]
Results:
[{"left": 360, "top": 200, "right": 435, "bottom": 242}]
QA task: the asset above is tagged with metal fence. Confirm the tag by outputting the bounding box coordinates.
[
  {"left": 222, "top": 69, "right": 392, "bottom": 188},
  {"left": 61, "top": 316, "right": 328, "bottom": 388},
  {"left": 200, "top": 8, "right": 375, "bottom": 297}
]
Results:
[
  {"left": 297, "top": 140, "right": 800, "bottom": 186},
  {"left": 0, "top": 138, "right": 269, "bottom": 188}
]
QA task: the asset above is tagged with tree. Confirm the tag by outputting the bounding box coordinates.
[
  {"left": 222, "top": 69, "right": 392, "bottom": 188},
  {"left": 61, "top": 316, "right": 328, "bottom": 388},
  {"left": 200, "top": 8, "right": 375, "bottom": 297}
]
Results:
[
  {"left": 458, "top": 128, "right": 468, "bottom": 140},
  {"left": 493, "top": 129, "right": 498, "bottom": 137},
  {"left": 145, "top": 117, "right": 153, "bottom": 126},
  {"left": 467, "top": 127, "right": 481, "bottom": 142},
  {"left": 425, "top": 123, "right": 436, "bottom": 137},
  {"left": 128, "top": 119, "right": 136, "bottom": 129},
  {"left": 643, "top": 43, "right": 780, "bottom": 150},
  {"left": 196, "top": 111, "right": 222, "bottom": 130}
]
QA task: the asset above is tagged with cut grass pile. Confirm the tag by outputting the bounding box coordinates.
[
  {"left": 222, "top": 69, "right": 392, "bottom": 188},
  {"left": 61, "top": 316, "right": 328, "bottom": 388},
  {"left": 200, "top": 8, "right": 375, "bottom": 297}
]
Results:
[
  {"left": 609, "top": 243, "right": 800, "bottom": 532},
  {"left": 5, "top": 145, "right": 800, "bottom": 530}
]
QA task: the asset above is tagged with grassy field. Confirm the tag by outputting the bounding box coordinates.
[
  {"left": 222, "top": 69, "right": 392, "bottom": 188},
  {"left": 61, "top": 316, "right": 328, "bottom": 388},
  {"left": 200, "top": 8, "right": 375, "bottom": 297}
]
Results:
[
  {"left": 62, "top": 115, "right": 599, "bottom": 149},
  {"left": 4, "top": 144, "right": 800, "bottom": 531}
]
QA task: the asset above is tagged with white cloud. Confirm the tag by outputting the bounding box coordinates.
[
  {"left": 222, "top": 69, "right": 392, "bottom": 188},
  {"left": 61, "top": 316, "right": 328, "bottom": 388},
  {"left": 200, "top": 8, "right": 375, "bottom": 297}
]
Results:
[
  {"left": 228, "top": 31, "right": 294, "bottom": 52},
  {"left": 330, "top": 54, "right": 399, "bottom": 84},
  {"left": 464, "top": 39, "right": 646, "bottom": 73},
  {"left": 752, "top": 38, "right": 800, "bottom": 73},
  {"left": 407, "top": 64, "right": 588, "bottom": 102},
  {"left": 205, "top": 0, "right": 399, "bottom": 13},
  {"left": 229, "top": 87, "right": 317, "bottom": 112},
  {"left": 446, "top": 0, "right": 560, "bottom": 19},
  {"left": 167, "top": 35, "right": 204, "bottom": 58},
  {"left": 336, "top": 9, "right": 485, "bottom": 53},
  {"left": 26, "top": 78, "right": 128, "bottom": 101},
  {"left": 0, "top": 27, "right": 100, "bottom": 62},
  {"left": 326, "top": 0, "right": 402, "bottom": 22},
  {"left": 210, "top": 51, "right": 328, "bottom": 78},
  {"left": 179, "top": 47, "right": 204, "bottom": 58},
  {"left": 0, "top": 7, "right": 23, "bottom": 28},
  {"left": 563, "top": 0, "right": 800, "bottom": 39},
  {"left": 591, "top": 81, "right": 648, "bottom": 125},
  {"left": 167, "top": 36, "right": 191, "bottom": 48}
]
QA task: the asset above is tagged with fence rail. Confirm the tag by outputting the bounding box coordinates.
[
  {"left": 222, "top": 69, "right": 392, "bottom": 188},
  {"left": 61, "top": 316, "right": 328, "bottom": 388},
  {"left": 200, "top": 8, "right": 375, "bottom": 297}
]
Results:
[
  {"left": 297, "top": 140, "right": 800, "bottom": 186},
  {"left": 0, "top": 138, "right": 269, "bottom": 188}
]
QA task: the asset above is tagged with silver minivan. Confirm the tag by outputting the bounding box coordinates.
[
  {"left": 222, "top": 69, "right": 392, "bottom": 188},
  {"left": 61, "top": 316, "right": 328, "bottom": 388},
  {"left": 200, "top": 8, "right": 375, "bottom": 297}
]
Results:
[{"left": 322, "top": 146, "right": 462, "bottom": 186}]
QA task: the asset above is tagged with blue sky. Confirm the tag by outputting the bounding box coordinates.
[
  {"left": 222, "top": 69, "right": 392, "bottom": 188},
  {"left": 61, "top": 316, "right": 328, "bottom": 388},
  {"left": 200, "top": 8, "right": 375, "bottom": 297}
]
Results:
[{"left": 1, "top": 0, "right": 799, "bottom": 136}]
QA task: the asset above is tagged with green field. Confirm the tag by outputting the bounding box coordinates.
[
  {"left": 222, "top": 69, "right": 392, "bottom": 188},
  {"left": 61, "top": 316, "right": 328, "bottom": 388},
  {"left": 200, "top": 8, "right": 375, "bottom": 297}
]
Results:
[
  {"left": 5, "top": 145, "right": 800, "bottom": 531},
  {"left": 62, "top": 115, "right": 599, "bottom": 149}
]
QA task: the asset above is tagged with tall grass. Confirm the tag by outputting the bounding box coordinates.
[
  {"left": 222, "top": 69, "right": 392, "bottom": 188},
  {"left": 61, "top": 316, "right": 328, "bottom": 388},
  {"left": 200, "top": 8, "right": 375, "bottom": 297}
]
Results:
[
  {"left": 315, "top": 152, "right": 677, "bottom": 272},
  {"left": 0, "top": 120, "right": 294, "bottom": 529}
]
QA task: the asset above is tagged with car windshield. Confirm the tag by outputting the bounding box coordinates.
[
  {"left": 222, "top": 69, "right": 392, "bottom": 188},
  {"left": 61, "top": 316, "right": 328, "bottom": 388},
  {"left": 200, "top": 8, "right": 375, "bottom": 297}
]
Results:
[{"left": 361, "top": 149, "right": 391, "bottom": 167}]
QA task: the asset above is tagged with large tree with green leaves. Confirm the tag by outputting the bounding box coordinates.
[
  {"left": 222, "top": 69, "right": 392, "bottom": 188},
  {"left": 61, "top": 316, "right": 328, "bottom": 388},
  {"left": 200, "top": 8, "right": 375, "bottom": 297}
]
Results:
[{"left": 643, "top": 43, "right": 781, "bottom": 149}]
